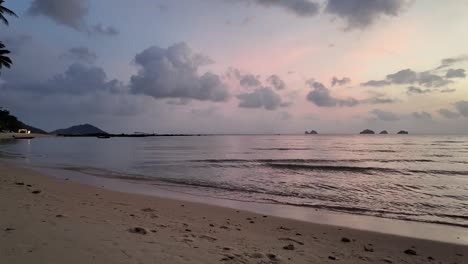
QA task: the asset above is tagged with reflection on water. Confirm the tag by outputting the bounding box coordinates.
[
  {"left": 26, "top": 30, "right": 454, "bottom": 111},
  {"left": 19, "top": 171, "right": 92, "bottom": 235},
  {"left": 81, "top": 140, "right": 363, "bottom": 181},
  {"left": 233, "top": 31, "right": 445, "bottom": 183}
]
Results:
[{"left": 1, "top": 135, "right": 468, "bottom": 228}]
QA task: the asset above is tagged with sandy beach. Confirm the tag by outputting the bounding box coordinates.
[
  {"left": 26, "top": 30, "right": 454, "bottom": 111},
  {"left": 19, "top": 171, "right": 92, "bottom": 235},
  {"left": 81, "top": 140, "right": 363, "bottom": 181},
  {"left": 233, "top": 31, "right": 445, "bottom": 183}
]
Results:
[{"left": 1, "top": 162, "right": 467, "bottom": 264}]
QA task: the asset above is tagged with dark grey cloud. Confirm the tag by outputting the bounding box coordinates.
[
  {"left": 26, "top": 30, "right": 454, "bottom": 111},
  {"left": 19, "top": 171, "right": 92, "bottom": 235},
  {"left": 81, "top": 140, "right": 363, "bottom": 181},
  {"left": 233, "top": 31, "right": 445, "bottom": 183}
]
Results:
[
  {"left": 361, "top": 79, "right": 391, "bottom": 87},
  {"left": 28, "top": 0, "right": 89, "bottom": 31},
  {"left": 438, "top": 109, "right": 460, "bottom": 119},
  {"left": 267, "top": 74, "right": 286, "bottom": 90},
  {"left": 244, "top": 0, "right": 320, "bottom": 17},
  {"left": 306, "top": 80, "right": 358, "bottom": 107},
  {"left": 406, "top": 86, "right": 431, "bottom": 95},
  {"left": 362, "top": 69, "right": 452, "bottom": 88},
  {"left": 237, "top": 87, "right": 285, "bottom": 110},
  {"left": 306, "top": 79, "right": 395, "bottom": 107},
  {"left": 3, "top": 35, "right": 33, "bottom": 54},
  {"left": 387, "top": 69, "right": 418, "bottom": 84},
  {"left": 455, "top": 100, "right": 468, "bottom": 117},
  {"left": 325, "top": 0, "right": 408, "bottom": 29},
  {"left": 130, "top": 43, "right": 229, "bottom": 102},
  {"left": 1, "top": 63, "right": 121, "bottom": 95},
  {"left": 362, "top": 97, "right": 398, "bottom": 104},
  {"left": 61, "top": 46, "right": 97, "bottom": 64},
  {"left": 331, "top": 76, "right": 351, "bottom": 86},
  {"left": 418, "top": 71, "right": 452, "bottom": 87},
  {"left": 437, "top": 55, "right": 468, "bottom": 69},
  {"left": 370, "top": 109, "right": 400, "bottom": 121},
  {"left": 92, "top": 24, "right": 119, "bottom": 36},
  {"left": 28, "top": 0, "right": 118, "bottom": 36},
  {"left": 45, "top": 63, "right": 122, "bottom": 94},
  {"left": 446, "top": 68, "right": 466, "bottom": 79},
  {"left": 412, "top": 111, "right": 432, "bottom": 120},
  {"left": 240, "top": 74, "right": 261, "bottom": 87},
  {"left": 440, "top": 88, "right": 456, "bottom": 93}
]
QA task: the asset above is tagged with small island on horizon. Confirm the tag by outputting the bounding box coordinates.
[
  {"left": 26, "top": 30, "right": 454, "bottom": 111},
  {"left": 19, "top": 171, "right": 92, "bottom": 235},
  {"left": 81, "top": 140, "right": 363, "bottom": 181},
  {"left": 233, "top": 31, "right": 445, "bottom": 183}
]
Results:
[{"left": 360, "top": 129, "right": 409, "bottom": 135}]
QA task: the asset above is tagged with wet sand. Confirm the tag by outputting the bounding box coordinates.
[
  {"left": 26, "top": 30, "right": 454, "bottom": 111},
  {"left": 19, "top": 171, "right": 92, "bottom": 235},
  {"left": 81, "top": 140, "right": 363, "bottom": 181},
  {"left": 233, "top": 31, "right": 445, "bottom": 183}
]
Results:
[{"left": 1, "top": 162, "right": 467, "bottom": 264}]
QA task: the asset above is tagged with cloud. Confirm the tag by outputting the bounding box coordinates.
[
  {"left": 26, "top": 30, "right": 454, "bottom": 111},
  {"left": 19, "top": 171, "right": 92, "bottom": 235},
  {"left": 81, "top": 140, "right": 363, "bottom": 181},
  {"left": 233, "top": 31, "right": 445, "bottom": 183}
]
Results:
[
  {"left": 92, "top": 24, "right": 119, "bottom": 36},
  {"left": 440, "top": 88, "right": 456, "bottom": 93},
  {"left": 387, "top": 69, "right": 418, "bottom": 84},
  {"left": 130, "top": 43, "right": 229, "bottom": 102},
  {"left": 331, "top": 76, "right": 351, "bottom": 86},
  {"left": 370, "top": 109, "right": 400, "bottom": 121},
  {"left": 406, "top": 86, "right": 431, "bottom": 95},
  {"left": 438, "top": 109, "right": 460, "bottom": 119},
  {"left": 237, "top": 87, "right": 285, "bottom": 110},
  {"left": 412, "top": 111, "right": 432, "bottom": 120},
  {"left": 267, "top": 74, "right": 286, "bottom": 90},
  {"left": 306, "top": 80, "right": 359, "bottom": 107},
  {"left": 418, "top": 71, "right": 452, "bottom": 87},
  {"left": 28, "top": 0, "right": 89, "bottom": 31},
  {"left": 2, "top": 35, "right": 33, "bottom": 54},
  {"left": 446, "top": 68, "right": 466, "bottom": 79},
  {"left": 61, "top": 46, "right": 97, "bottom": 64},
  {"left": 362, "top": 97, "right": 398, "bottom": 104},
  {"left": 46, "top": 63, "right": 122, "bottom": 94},
  {"left": 243, "top": 0, "right": 320, "bottom": 17},
  {"left": 28, "top": 0, "right": 118, "bottom": 36},
  {"left": 306, "top": 79, "right": 395, "bottom": 107},
  {"left": 361, "top": 80, "right": 391, "bottom": 87},
  {"left": 455, "top": 100, "right": 468, "bottom": 117},
  {"left": 362, "top": 68, "right": 452, "bottom": 87},
  {"left": 437, "top": 55, "right": 468, "bottom": 69},
  {"left": 1, "top": 63, "right": 121, "bottom": 95},
  {"left": 240, "top": 74, "right": 261, "bottom": 87},
  {"left": 325, "top": 0, "right": 408, "bottom": 29}
]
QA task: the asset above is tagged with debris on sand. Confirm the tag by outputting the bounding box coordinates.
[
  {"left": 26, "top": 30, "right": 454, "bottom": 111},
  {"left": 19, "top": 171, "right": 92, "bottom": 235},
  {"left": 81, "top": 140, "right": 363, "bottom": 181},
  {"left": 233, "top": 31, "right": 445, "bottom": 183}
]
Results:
[
  {"left": 128, "top": 227, "right": 149, "bottom": 235},
  {"left": 404, "top": 249, "right": 417, "bottom": 255},
  {"left": 283, "top": 244, "right": 295, "bottom": 250},
  {"left": 341, "top": 237, "right": 351, "bottom": 243}
]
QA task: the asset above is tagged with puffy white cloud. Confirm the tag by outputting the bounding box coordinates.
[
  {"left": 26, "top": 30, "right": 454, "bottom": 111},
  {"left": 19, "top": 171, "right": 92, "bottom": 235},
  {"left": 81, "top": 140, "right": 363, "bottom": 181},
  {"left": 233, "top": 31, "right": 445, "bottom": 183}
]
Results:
[{"left": 130, "top": 43, "right": 230, "bottom": 102}]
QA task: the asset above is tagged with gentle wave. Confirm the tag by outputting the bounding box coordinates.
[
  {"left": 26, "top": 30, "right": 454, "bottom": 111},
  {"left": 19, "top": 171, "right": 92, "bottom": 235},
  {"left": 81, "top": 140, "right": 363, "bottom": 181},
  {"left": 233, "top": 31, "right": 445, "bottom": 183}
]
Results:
[
  {"left": 264, "top": 163, "right": 404, "bottom": 174},
  {"left": 37, "top": 162, "right": 468, "bottom": 229},
  {"left": 195, "top": 158, "right": 436, "bottom": 164}
]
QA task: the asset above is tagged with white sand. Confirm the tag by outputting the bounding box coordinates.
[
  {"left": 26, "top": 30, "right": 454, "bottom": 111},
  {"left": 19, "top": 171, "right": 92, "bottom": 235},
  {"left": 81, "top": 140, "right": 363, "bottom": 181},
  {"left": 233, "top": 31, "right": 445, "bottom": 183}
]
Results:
[{"left": 1, "top": 162, "right": 467, "bottom": 264}]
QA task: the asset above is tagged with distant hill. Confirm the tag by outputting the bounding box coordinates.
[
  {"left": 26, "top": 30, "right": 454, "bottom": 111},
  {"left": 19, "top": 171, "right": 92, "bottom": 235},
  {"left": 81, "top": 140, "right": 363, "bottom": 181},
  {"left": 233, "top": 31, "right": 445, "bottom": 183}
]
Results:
[
  {"left": 0, "top": 108, "right": 47, "bottom": 134},
  {"left": 50, "top": 124, "right": 108, "bottom": 135}
]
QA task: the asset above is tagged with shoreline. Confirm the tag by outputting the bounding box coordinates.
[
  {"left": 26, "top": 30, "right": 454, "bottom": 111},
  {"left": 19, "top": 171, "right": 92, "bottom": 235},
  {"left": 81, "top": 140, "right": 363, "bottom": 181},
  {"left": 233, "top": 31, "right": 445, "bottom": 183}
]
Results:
[
  {"left": 1, "top": 161, "right": 467, "bottom": 264},
  {"left": 32, "top": 163, "right": 468, "bottom": 245}
]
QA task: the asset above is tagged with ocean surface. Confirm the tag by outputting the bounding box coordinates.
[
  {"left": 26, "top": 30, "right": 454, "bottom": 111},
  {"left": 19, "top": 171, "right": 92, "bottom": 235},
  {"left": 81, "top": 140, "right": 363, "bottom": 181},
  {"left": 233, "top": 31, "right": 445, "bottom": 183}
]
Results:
[{"left": 1, "top": 135, "right": 468, "bottom": 228}]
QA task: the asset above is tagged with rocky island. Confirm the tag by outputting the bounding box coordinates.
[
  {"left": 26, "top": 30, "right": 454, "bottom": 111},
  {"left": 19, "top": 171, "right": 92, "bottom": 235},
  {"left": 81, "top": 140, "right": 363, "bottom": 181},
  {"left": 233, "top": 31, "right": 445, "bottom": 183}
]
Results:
[{"left": 360, "top": 129, "right": 375, "bottom": 134}]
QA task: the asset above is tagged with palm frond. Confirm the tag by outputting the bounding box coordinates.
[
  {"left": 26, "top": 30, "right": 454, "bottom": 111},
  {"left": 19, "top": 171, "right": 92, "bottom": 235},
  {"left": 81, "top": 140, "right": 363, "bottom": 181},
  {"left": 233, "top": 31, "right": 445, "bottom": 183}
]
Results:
[
  {"left": 0, "top": 55, "right": 13, "bottom": 69},
  {"left": 0, "top": 6, "right": 17, "bottom": 17},
  {"left": 0, "top": 14, "right": 8, "bottom": 25}
]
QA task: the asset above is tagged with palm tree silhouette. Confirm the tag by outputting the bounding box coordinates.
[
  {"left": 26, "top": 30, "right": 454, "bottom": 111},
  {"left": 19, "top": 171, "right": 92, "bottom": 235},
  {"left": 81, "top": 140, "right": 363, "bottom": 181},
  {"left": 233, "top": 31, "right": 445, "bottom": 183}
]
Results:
[
  {"left": 0, "top": 42, "right": 12, "bottom": 70},
  {"left": 0, "top": 0, "right": 17, "bottom": 72},
  {"left": 0, "top": 0, "right": 17, "bottom": 25}
]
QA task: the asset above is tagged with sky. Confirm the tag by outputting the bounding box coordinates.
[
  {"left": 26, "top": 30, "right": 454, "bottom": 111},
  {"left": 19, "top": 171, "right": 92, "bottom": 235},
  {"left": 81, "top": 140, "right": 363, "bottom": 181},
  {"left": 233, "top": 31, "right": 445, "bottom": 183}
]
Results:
[{"left": 1, "top": 0, "right": 468, "bottom": 134}]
